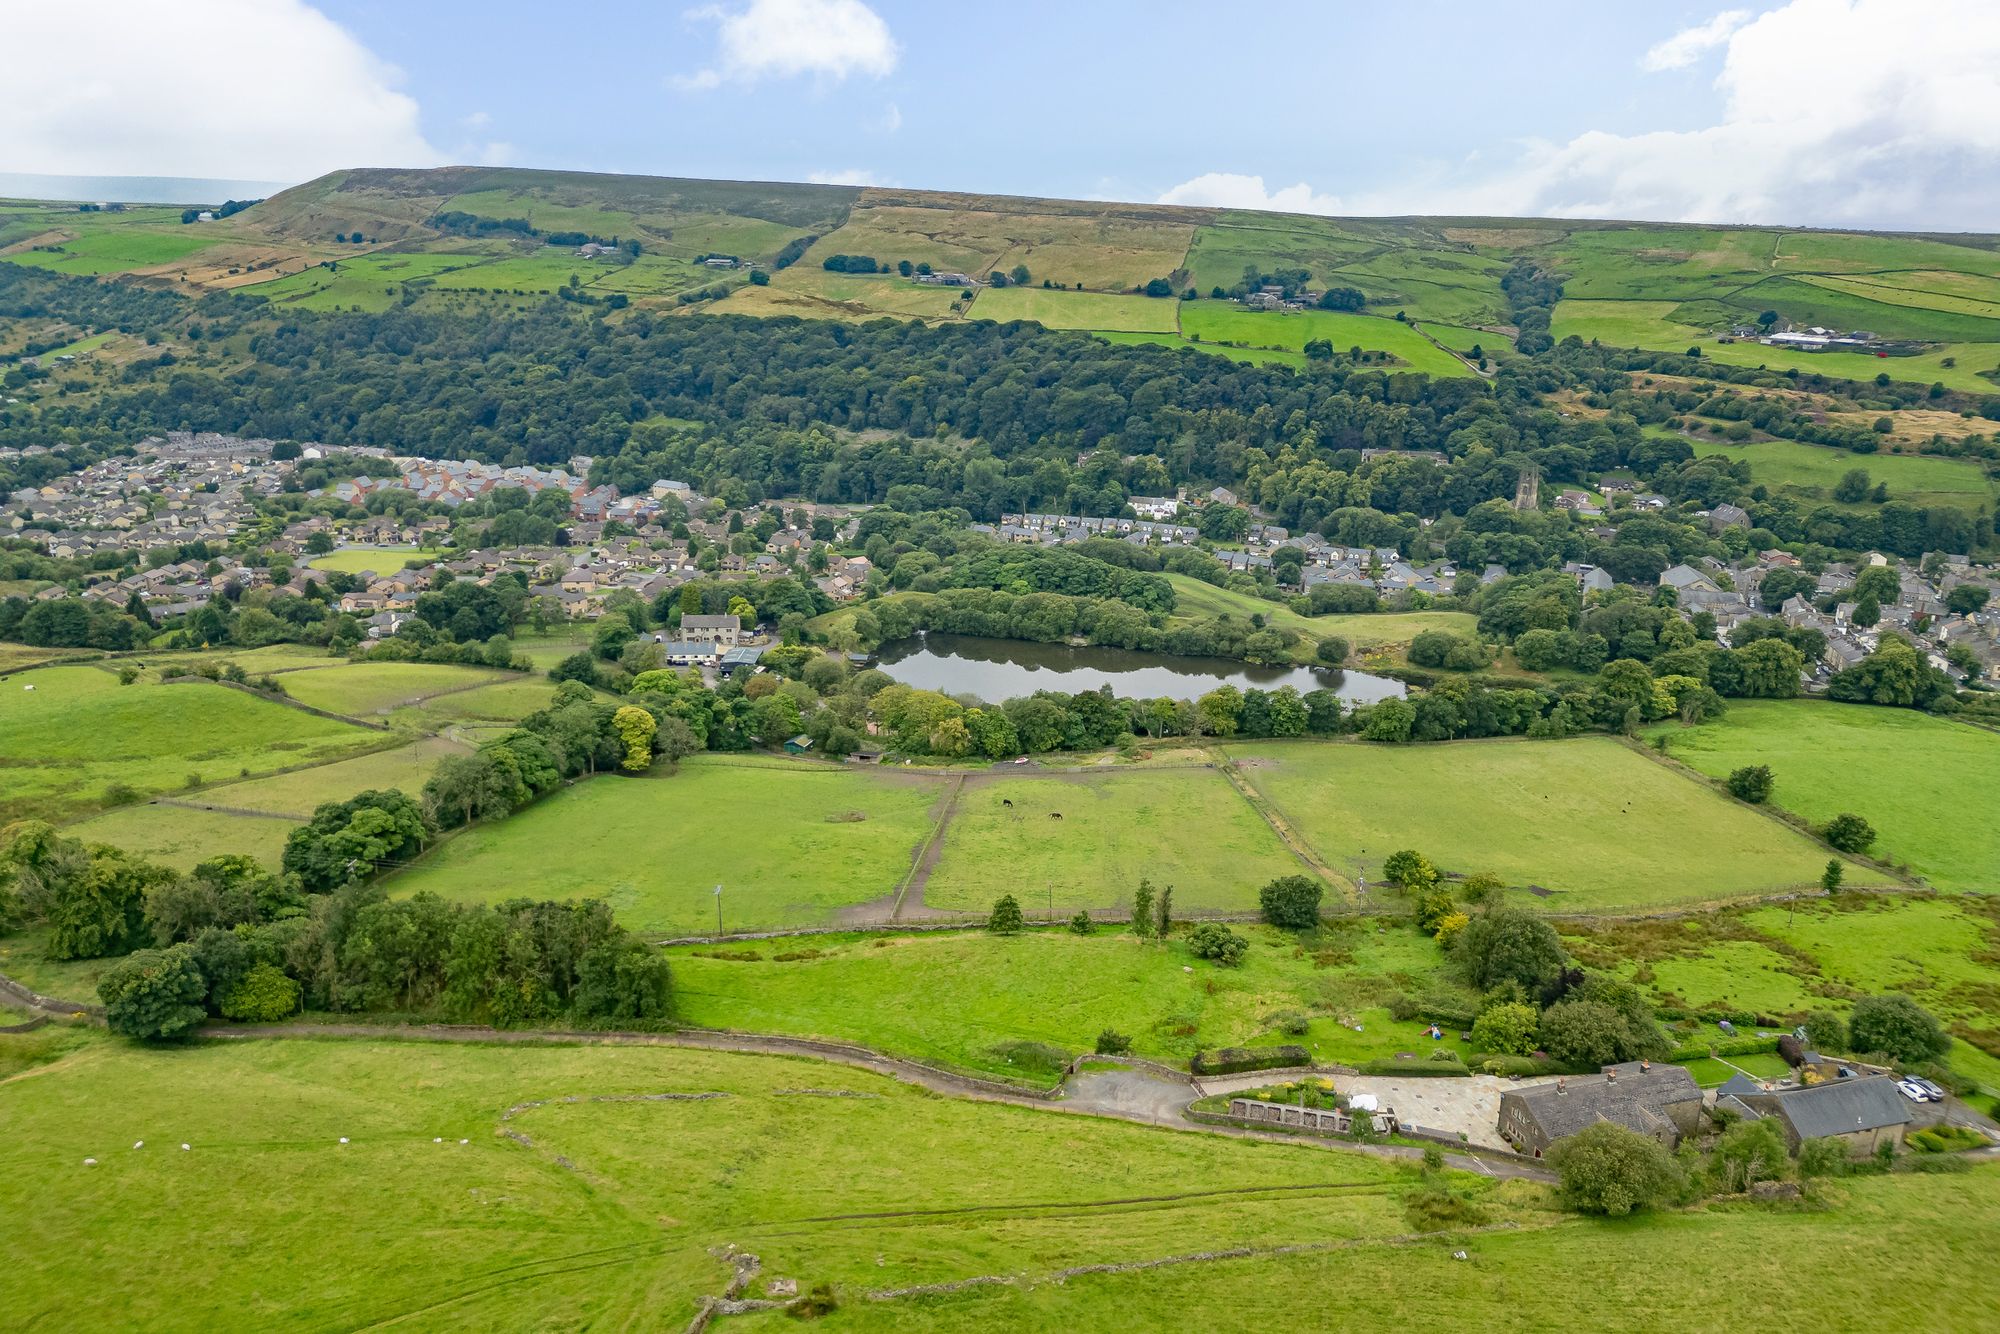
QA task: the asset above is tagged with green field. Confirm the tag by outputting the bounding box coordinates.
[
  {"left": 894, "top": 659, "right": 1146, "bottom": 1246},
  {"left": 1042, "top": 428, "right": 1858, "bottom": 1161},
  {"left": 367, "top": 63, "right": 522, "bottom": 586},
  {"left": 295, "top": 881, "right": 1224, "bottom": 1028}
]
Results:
[
  {"left": 388, "top": 759, "right": 945, "bottom": 935},
  {"left": 1685, "top": 434, "right": 1996, "bottom": 512},
  {"left": 1180, "top": 303, "right": 1473, "bottom": 376},
  {"left": 1229, "top": 736, "right": 1885, "bottom": 910},
  {"left": 58, "top": 802, "right": 298, "bottom": 871},
  {"left": 920, "top": 768, "right": 1303, "bottom": 914},
  {"left": 1, "top": 226, "right": 216, "bottom": 276},
  {"left": 669, "top": 921, "right": 1474, "bottom": 1077},
  {"left": 1180, "top": 215, "right": 1511, "bottom": 326},
  {"left": 968, "top": 286, "right": 1182, "bottom": 332},
  {"left": 1553, "top": 298, "right": 2000, "bottom": 392},
  {"left": 1092, "top": 328, "right": 1307, "bottom": 366},
  {"left": 1647, "top": 701, "right": 2000, "bottom": 893},
  {"left": 193, "top": 736, "right": 468, "bottom": 816},
  {"left": 717, "top": 266, "right": 962, "bottom": 321},
  {"left": 277, "top": 662, "right": 511, "bottom": 718},
  {"left": 0, "top": 665, "right": 381, "bottom": 823},
  {"left": 305, "top": 545, "right": 428, "bottom": 574},
  {"left": 1162, "top": 574, "right": 1478, "bottom": 660},
  {"left": 246, "top": 254, "right": 492, "bottom": 311},
  {"left": 0, "top": 1030, "right": 1517, "bottom": 1331}
]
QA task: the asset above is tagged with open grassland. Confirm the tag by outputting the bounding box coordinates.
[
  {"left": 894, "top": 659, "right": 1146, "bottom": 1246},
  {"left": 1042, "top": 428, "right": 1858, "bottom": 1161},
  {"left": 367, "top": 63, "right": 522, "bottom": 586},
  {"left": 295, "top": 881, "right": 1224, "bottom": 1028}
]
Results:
[
  {"left": 132, "top": 642, "right": 339, "bottom": 674},
  {"left": 1093, "top": 329, "right": 1307, "bottom": 366},
  {"left": 1646, "top": 701, "right": 2000, "bottom": 893},
  {"left": 277, "top": 662, "right": 512, "bottom": 718},
  {"left": 246, "top": 254, "right": 491, "bottom": 311},
  {"left": 1553, "top": 298, "right": 2000, "bottom": 393},
  {"left": 1161, "top": 575, "right": 1478, "bottom": 660},
  {"left": 1179, "top": 303, "right": 1473, "bottom": 376},
  {"left": 804, "top": 200, "right": 1195, "bottom": 291},
  {"left": 1229, "top": 736, "right": 1884, "bottom": 910},
  {"left": 920, "top": 768, "right": 1304, "bottom": 914},
  {"left": 669, "top": 922, "right": 1477, "bottom": 1077},
  {"left": 388, "top": 760, "right": 943, "bottom": 935},
  {"left": 968, "top": 285, "right": 1181, "bottom": 332},
  {"left": 385, "top": 675, "right": 566, "bottom": 730},
  {"left": 0, "top": 224, "right": 217, "bottom": 276},
  {"left": 305, "top": 545, "right": 429, "bottom": 575},
  {"left": 59, "top": 802, "right": 297, "bottom": 871},
  {"left": 1684, "top": 433, "right": 1996, "bottom": 512},
  {"left": 0, "top": 1032, "right": 1514, "bottom": 1332},
  {"left": 805, "top": 1168, "right": 2000, "bottom": 1330},
  {"left": 0, "top": 641, "right": 84, "bottom": 672},
  {"left": 0, "top": 665, "right": 382, "bottom": 824},
  {"left": 718, "top": 266, "right": 962, "bottom": 321},
  {"left": 190, "top": 735, "right": 470, "bottom": 818}
]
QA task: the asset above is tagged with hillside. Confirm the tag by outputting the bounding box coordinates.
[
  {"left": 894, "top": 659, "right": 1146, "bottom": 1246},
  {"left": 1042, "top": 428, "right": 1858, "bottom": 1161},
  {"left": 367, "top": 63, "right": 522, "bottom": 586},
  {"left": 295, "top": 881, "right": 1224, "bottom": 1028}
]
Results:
[{"left": 8, "top": 164, "right": 2000, "bottom": 389}]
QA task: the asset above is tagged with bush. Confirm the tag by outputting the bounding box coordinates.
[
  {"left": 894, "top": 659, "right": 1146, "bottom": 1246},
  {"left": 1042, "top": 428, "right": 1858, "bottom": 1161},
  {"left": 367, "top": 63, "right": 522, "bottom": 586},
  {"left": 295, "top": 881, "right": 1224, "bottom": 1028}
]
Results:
[
  {"left": 1314, "top": 636, "right": 1349, "bottom": 665},
  {"left": 1067, "top": 910, "right": 1093, "bottom": 935},
  {"left": 1909, "top": 1124, "right": 1985, "bottom": 1154},
  {"left": 1665, "top": 1034, "right": 1782, "bottom": 1063},
  {"left": 1726, "top": 765, "right": 1774, "bottom": 803},
  {"left": 1848, "top": 994, "right": 1950, "bottom": 1063},
  {"left": 1802, "top": 1009, "right": 1847, "bottom": 1052},
  {"left": 218, "top": 963, "right": 300, "bottom": 1022},
  {"left": 1387, "top": 994, "right": 1420, "bottom": 1022},
  {"left": 1477, "top": 1053, "right": 1560, "bottom": 1078},
  {"left": 1269, "top": 1009, "right": 1312, "bottom": 1037},
  {"left": 1456, "top": 908, "right": 1566, "bottom": 991},
  {"left": 1094, "top": 1028, "right": 1132, "bottom": 1056},
  {"left": 1357, "top": 1057, "right": 1469, "bottom": 1077},
  {"left": 1549, "top": 1121, "right": 1682, "bottom": 1217},
  {"left": 1797, "top": 1136, "right": 1850, "bottom": 1179},
  {"left": 1186, "top": 922, "right": 1248, "bottom": 966},
  {"left": 1192, "top": 1045, "right": 1309, "bottom": 1076},
  {"left": 98, "top": 945, "right": 208, "bottom": 1041},
  {"left": 1821, "top": 812, "right": 1876, "bottom": 853},
  {"left": 1258, "top": 874, "right": 1323, "bottom": 929},
  {"left": 1470, "top": 1001, "right": 1541, "bottom": 1056}
]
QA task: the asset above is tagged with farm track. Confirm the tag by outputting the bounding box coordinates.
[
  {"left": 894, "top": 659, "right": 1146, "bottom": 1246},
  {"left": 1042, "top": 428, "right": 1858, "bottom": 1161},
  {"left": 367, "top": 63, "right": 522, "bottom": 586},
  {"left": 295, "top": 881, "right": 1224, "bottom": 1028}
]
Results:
[{"left": 1207, "top": 748, "right": 1353, "bottom": 898}]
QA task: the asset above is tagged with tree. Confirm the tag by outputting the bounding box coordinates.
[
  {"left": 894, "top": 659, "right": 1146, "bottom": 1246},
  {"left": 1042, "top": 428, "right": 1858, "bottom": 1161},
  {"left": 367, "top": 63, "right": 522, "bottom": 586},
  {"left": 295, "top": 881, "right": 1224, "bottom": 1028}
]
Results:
[
  {"left": 1711, "top": 1117, "right": 1790, "bottom": 1194},
  {"left": 98, "top": 945, "right": 208, "bottom": 1040},
  {"left": 1847, "top": 994, "right": 1949, "bottom": 1063},
  {"left": 1155, "top": 885, "right": 1173, "bottom": 939},
  {"left": 1548, "top": 1121, "right": 1681, "bottom": 1217},
  {"left": 1538, "top": 999, "right": 1632, "bottom": 1067},
  {"left": 1947, "top": 583, "right": 1989, "bottom": 615},
  {"left": 655, "top": 715, "right": 700, "bottom": 765},
  {"left": 1317, "top": 286, "right": 1366, "bottom": 311},
  {"left": 1143, "top": 277, "right": 1174, "bottom": 297},
  {"left": 219, "top": 962, "right": 301, "bottom": 1021},
  {"left": 1068, "top": 910, "right": 1093, "bottom": 935},
  {"left": 1833, "top": 468, "right": 1871, "bottom": 503},
  {"left": 1186, "top": 922, "right": 1248, "bottom": 965},
  {"left": 1797, "top": 1137, "right": 1850, "bottom": 1181},
  {"left": 1470, "top": 1001, "right": 1540, "bottom": 1056},
  {"left": 1314, "top": 636, "right": 1348, "bottom": 665},
  {"left": 1382, "top": 849, "right": 1437, "bottom": 890},
  {"left": 1820, "top": 859, "right": 1843, "bottom": 894},
  {"left": 1259, "top": 874, "right": 1323, "bottom": 930},
  {"left": 1802, "top": 1009, "right": 1847, "bottom": 1052},
  {"left": 1009, "top": 263, "right": 1030, "bottom": 286},
  {"left": 1820, "top": 812, "right": 1875, "bottom": 853},
  {"left": 612, "top": 706, "right": 657, "bottom": 772},
  {"left": 987, "top": 893, "right": 1025, "bottom": 934},
  {"left": 1456, "top": 909, "right": 1566, "bottom": 991},
  {"left": 1726, "top": 765, "right": 1773, "bottom": 803},
  {"left": 1129, "top": 878, "right": 1154, "bottom": 938}
]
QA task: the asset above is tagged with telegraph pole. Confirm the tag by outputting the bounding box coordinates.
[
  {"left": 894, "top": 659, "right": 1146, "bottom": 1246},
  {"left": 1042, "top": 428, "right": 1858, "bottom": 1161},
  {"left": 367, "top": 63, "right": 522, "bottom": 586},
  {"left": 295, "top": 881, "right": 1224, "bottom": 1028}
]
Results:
[{"left": 714, "top": 883, "right": 723, "bottom": 936}]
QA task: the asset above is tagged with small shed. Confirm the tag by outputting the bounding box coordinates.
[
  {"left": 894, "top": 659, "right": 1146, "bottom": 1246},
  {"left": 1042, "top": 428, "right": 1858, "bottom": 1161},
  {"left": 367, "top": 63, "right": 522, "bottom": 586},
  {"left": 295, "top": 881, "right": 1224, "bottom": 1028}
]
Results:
[{"left": 783, "top": 734, "right": 815, "bottom": 755}]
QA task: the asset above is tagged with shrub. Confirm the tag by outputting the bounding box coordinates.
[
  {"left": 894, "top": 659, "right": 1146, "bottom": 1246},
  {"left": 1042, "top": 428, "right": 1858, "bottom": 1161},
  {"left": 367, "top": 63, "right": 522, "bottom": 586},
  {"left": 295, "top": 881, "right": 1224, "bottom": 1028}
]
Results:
[
  {"left": 1477, "top": 1053, "right": 1559, "bottom": 1078},
  {"left": 1549, "top": 1121, "right": 1682, "bottom": 1217},
  {"left": 1314, "top": 636, "right": 1349, "bottom": 665},
  {"left": 1802, "top": 1009, "right": 1848, "bottom": 1052},
  {"left": 1387, "top": 994, "right": 1420, "bottom": 1022},
  {"left": 787, "top": 1282, "right": 837, "bottom": 1319},
  {"left": 1726, "top": 764, "right": 1774, "bottom": 803},
  {"left": 218, "top": 963, "right": 300, "bottom": 1022},
  {"left": 1357, "top": 1057, "right": 1468, "bottom": 1077},
  {"left": 1094, "top": 1028, "right": 1132, "bottom": 1056},
  {"left": 1067, "top": 910, "right": 1094, "bottom": 935},
  {"left": 98, "top": 945, "right": 208, "bottom": 1041},
  {"left": 1192, "top": 1045, "right": 1309, "bottom": 1076},
  {"left": 1909, "top": 1124, "right": 1985, "bottom": 1154},
  {"left": 1848, "top": 994, "right": 1949, "bottom": 1063},
  {"left": 1186, "top": 922, "right": 1248, "bottom": 966},
  {"left": 1269, "top": 1009, "right": 1311, "bottom": 1037},
  {"left": 1470, "top": 1001, "right": 1541, "bottom": 1056},
  {"left": 1821, "top": 812, "right": 1876, "bottom": 853},
  {"left": 1797, "top": 1137, "right": 1850, "bottom": 1180},
  {"left": 1456, "top": 908, "right": 1566, "bottom": 991},
  {"left": 1258, "top": 874, "right": 1323, "bottom": 929}
]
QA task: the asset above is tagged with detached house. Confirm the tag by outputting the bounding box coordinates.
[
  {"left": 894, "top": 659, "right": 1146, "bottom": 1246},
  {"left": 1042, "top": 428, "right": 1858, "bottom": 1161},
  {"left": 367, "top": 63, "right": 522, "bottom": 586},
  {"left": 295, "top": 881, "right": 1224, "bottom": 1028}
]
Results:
[{"left": 1497, "top": 1062, "right": 1704, "bottom": 1158}]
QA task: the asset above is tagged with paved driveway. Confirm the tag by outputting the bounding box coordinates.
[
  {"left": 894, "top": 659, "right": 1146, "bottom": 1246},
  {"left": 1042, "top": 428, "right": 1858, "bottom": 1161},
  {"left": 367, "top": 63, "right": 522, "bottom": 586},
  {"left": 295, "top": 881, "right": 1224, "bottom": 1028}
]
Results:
[{"left": 1200, "top": 1070, "right": 1549, "bottom": 1150}]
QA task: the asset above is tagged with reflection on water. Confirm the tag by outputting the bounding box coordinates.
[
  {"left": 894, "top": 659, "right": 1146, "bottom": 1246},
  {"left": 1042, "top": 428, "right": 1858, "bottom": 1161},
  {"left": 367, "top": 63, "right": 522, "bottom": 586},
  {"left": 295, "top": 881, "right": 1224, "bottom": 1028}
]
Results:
[{"left": 873, "top": 632, "right": 1405, "bottom": 704}]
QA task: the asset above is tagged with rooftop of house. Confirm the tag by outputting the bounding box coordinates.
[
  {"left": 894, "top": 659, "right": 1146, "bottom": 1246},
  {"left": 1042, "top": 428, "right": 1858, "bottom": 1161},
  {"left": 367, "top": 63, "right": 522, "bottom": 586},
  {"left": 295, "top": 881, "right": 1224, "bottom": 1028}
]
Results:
[{"left": 1507, "top": 1062, "right": 1701, "bottom": 1140}]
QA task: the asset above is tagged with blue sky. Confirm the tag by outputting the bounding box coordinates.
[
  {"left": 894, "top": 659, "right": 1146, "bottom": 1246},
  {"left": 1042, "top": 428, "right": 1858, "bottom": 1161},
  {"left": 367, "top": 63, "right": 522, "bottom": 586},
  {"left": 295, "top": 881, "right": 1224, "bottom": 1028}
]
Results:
[{"left": 8, "top": 1, "right": 1998, "bottom": 228}]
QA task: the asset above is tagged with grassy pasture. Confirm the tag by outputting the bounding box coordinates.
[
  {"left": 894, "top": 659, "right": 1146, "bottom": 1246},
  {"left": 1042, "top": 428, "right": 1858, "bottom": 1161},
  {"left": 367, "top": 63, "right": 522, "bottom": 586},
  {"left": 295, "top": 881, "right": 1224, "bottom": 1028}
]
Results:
[
  {"left": 59, "top": 802, "right": 298, "bottom": 871},
  {"left": 245, "top": 253, "right": 491, "bottom": 310},
  {"left": 800, "top": 202, "right": 1194, "bottom": 291},
  {"left": 195, "top": 736, "right": 469, "bottom": 818},
  {"left": 740, "top": 265, "right": 963, "bottom": 318},
  {"left": 0, "top": 1032, "right": 1483, "bottom": 1331},
  {"left": 920, "top": 767, "right": 1303, "bottom": 914},
  {"left": 1161, "top": 574, "right": 1478, "bottom": 658},
  {"left": 385, "top": 675, "right": 566, "bottom": 730},
  {"left": 277, "top": 663, "right": 512, "bottom": 718},
  {"left": 1093, "top": 329, "right": 1307, "bottom": 366},
  {"left": 1687, "top": 433, "right": 1995, "bottom": 512},
  {"left": 1, "top": 225, "right": 216, "bottom": 276},
  {"left": 1646, "top": 701, "right": 2000, "bottom": 893},
  {"left": 305, "top": 545, "right": 428, "bottom": 575},
  {"left": 1179, "top": 303, "right": 1473, "bottom": 376},
  {"left": 968, "top": 286, "right": 1181, "bottom": 332},
  {"left": 668, "top": 921, "right": 1468, "bottom": 1077},
  {"left": 388, "top": 759, "right": 944, "bottom": 935},
  {"left": 1229, "top": 736, "right": 1884, "bottom": 910},
  {"left": 1806, "top": 271, "right": 2000, "bottom": 319},
  {"left": 1726, "top": 275, "right": 2000, "bottom": 343},
  {"left": 0, "top": 665, "right": 380, "bottom": 823}
]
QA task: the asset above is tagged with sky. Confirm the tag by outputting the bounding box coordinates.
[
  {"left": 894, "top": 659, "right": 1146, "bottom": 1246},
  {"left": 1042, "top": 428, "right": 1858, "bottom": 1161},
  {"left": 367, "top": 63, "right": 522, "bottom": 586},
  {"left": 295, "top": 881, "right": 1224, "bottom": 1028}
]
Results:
[{"left": 5, "top": 0, "right": 1999, "bottom": 230}]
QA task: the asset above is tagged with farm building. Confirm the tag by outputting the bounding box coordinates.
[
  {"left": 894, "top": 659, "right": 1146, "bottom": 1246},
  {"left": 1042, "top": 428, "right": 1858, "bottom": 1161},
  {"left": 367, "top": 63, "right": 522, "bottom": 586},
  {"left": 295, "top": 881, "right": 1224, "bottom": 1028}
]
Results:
[
  {"left": 678, "top": 614, "right": 745, "bottom": 646},
  {"left": 1714, "top": 1075, "right": 1912, "bottom": 1157},
  {"left": 1496, "top": 1062, "right": 1704, "bottom": 1157}
]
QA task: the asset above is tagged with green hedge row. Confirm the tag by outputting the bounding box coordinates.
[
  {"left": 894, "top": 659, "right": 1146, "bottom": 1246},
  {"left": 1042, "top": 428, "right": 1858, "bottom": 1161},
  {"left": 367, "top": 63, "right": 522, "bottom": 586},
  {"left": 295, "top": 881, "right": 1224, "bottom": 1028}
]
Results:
[
  {"left": 1358, "top": 1058, "right": 1470, "bottom": 1078},
  {"left": 1192, "top": 1045, "right": 1310, "bottom": 1076},
  {"left": 1666, "top": 1035, "right": 1782, "bottom": 1062}
]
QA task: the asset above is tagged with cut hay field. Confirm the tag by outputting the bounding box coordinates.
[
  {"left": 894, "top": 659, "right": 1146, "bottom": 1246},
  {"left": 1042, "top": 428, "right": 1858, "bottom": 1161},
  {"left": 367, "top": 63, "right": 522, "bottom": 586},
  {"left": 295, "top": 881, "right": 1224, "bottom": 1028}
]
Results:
[
  {"left": 919, "top": 767, "right": 1305, "bottom": 915},
  {"left": 1646, "top": 700, "right": 2000, "bottom": 893},
  {"left": 1685, "top": 434, "right": 1995, "bottom": 513},
  {"left": 0, "top": 665, "right": 382, "bottom": 824},
  {"left": 387, "top": 759, "right": 945, "bottom": 935},
  {"left": 717, "top": 266, "right": 962, "bottom": 321},
  {"left": 1228, "top": 736, "right": 1887, "bottom": 911},
  {"left": 668, "top": 921, "right": 1467, "bottom": 1077},
  {"left": 968, "top": 286, "right": 1181, "bottom": 332},
  {"left": 1179, "top": 303, "right": 1473, "bottom": 376},
  {"left": 277, "top": 662, "right": 512, "bottom": 718},
  {"left": 305, "top": 545, "right": 428, "bottom": 575},
  {"left": 801, "top": 200, "right": 1195, "bottom": 291},
  {"left": 0, "top": 1031, "right": 1487, "bottom": 1331}
]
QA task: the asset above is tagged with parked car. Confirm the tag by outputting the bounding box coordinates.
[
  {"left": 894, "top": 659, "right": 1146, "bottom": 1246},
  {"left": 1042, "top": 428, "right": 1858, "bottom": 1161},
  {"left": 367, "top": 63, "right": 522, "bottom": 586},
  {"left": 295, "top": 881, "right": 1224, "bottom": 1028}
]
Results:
[
  {"left": 1905, "top": 1076, "right": 1946, "bottom": 1100},
  {"left": 1896, "top": 1079, "right": 1934, "bottom": 1103}
]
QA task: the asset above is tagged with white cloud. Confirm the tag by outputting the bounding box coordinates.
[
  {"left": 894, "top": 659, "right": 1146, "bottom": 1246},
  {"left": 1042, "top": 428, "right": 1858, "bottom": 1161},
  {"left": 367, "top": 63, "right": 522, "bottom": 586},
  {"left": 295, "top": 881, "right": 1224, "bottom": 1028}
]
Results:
[
  {"left": 676, "top": 0, "right": 898, "bottom": 90},
  {"left": 806, "top": 167, "right": 891, "bottom": 186},
  {"left": 878, "top": 101, "right": 903, "bottom": 133},
  {"left": 1161, "top": 1, "right": 2000, "bottom": 230},
  {"left": 1154, "top": 173, "right": 1351, "bottom": 215},
  {"left": 0, "top": 0, "right": 438, "bottom": 181},
  {"left": 1640, "top": 9, "right": 1750, "bottom": 71},
  {"left": 461, "top": 111, "right": 494, "bottom": 130}
]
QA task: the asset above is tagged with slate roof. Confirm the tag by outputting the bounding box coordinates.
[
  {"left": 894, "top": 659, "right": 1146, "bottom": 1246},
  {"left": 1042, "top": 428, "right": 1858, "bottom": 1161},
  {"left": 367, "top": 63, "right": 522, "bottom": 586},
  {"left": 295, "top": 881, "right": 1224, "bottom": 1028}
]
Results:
[
  {"left": 1508, "top": 1063, "right": 1701, "bottom": 1140},
  {"left": 1754, "top": 1076, "right": 1913, "bottom": 1139}
]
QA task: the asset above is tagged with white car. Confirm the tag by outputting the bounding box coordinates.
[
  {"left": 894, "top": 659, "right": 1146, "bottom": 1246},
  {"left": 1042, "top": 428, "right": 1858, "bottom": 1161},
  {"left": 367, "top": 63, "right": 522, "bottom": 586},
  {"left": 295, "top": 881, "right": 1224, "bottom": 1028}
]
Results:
[{"left": 1896, "top": 1079, "right": 1933, "bottom": 1103}]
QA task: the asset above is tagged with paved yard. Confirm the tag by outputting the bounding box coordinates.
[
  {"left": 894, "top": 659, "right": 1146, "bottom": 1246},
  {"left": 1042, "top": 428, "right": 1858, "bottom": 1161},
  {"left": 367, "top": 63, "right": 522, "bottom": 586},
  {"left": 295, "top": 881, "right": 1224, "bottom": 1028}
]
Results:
[{"left": 1201, "top": 1069, "right": 1553, "bottom": 1150}]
